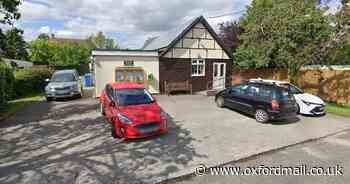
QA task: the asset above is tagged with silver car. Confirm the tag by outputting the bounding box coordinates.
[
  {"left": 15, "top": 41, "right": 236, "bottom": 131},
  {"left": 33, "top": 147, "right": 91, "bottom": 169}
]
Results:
[{"left": 45, "top": 69, "right": 82, "bottom": 101}]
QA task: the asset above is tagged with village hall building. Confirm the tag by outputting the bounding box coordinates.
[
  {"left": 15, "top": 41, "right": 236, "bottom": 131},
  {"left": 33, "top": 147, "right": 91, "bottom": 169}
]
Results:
[{"left": 92, "top": 16, "right": 233, "bottom": 97}]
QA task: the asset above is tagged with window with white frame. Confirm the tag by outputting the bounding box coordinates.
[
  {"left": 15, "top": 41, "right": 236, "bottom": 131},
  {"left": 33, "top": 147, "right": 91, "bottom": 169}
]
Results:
[{"left": 191, "top": 59, "right": 205, "bottom": 76}]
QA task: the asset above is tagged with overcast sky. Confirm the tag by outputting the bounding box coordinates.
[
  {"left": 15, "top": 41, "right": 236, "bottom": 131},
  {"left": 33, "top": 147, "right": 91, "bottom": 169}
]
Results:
[{"left": 7, "top": 0, "right": 342, "bottom": 48}]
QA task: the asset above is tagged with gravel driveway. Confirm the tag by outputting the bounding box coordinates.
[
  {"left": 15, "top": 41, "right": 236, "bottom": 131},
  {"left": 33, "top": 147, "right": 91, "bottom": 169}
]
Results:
[{"left": 0, "top": 95, "right": 350, "bottom": 184}]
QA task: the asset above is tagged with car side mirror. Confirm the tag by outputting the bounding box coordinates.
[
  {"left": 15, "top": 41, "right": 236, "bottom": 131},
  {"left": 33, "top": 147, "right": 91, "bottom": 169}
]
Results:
[
  {"left": 109, "top": 101, "right": 115, "bottom": 107},
  {"left": 45, "top": 78, "right": 50, "bottom": 82}
]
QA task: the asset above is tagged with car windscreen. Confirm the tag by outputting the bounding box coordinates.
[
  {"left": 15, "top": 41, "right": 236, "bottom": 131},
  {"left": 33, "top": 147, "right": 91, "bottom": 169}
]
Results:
[
  {"left": 115, "top": 88, "right": 154, "bottom": 106},
  {"left": 51, "top": 73, "right": 75, "bottom": 82}
]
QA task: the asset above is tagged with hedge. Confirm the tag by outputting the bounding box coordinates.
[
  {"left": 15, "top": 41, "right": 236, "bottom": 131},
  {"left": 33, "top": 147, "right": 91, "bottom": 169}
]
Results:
[
  {"left": 14, "top": 68, "right": 53, "bottom": 98},
  {"left": 0, "top": 62, "right": 15, "bottom": 109}
]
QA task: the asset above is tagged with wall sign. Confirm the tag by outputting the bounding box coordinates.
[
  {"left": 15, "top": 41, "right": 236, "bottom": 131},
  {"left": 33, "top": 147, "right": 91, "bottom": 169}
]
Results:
[{"left": 124, "top": 60, "right": 134, "bottom": 66}]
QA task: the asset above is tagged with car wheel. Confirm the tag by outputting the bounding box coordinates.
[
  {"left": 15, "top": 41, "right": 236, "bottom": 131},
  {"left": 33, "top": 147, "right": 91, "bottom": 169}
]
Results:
[
  {"left": 100, "top": 103, "right": 105, "bottom": 115},
  {"left": 111, "top": 123, "right": 122, "bottom": 139},
  {"left": 296, "top": 104, "right": 300, "bottom": 114},
  {"left": 216, "top": 97, "right": 225, "bottom": 108},
  {"left": 46, "top": 97, "right": 53, "bottom": 102},
  {"left": 255, "top": 109, "right": 269, "bottom": 123}
]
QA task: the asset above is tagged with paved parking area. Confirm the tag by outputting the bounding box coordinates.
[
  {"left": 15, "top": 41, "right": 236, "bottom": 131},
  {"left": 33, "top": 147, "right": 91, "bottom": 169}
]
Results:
[{"left": 0, "top": 95, "right": 349, "bottom": 184}]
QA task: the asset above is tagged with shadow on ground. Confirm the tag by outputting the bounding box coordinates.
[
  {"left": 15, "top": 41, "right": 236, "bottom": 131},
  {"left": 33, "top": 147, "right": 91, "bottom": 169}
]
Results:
[
  {"left": 225, "top": 107, "right": 301, "bottom": 125},
  {"left": 0, "top": 98, "right": 206, "bottom": 184}
]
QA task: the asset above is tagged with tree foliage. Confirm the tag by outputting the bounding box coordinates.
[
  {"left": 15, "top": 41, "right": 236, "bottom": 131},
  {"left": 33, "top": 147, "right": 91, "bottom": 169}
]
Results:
[
  {"left": 88, "top": 31, "right": 118, "bottom": 49},
  {"left": 0, "top": 0, "right": 21, "bottom": 25},
  {"left": 218, "top": 21, "right": 243, "bottom": 52},
  {"left": 29, "top": 38, "right": 90, "bottom": 68},
  {"left": 1, "top": 28, "right": 28, "bottom": 60},
  {"left": 235, "top": 0, "right": 333, "bottom": 84}
]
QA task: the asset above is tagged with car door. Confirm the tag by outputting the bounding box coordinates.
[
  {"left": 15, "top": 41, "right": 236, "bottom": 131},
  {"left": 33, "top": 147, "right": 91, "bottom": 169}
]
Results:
[
  {"left": 225, "top": 84, "right": 250, "bottom": 111},
  {"left": 241, "top": 84, "right": 268, "bottom": 114},
  {"left": 236, "top": 84, "right": 259, "bottom": 114}
]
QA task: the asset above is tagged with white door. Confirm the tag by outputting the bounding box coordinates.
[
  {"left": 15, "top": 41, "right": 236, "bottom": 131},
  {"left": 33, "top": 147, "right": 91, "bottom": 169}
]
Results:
[{"left": 213, "top": 63, "right": 226, "bottom": 90}]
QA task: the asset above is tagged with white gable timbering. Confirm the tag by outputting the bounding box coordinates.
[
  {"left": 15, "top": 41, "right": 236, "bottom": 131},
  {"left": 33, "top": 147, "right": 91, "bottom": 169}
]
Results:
[{"left": 163, "top": 22, "right": 230, "bottom": 59}]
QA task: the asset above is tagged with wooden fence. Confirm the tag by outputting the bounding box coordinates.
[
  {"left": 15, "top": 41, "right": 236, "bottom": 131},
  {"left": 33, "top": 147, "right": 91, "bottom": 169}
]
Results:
[{"left": 232, "top": 66, "right": 350, "bottom": 105}]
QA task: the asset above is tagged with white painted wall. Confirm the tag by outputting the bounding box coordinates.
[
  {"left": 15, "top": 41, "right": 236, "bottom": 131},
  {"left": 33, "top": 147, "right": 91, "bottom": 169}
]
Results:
[{"left": 93, "top": 55, "right": 159, "bottom": 97}]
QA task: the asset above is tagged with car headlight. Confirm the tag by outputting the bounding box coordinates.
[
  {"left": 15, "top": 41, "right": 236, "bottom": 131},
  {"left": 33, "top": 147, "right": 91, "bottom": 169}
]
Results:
[
  {"left": 117, "top": 113, "right": 132, "bottom": 124},
  {"left": 301, "top": 100, "right": 320, "bottom": 106},
  {"left": 302, "top": 100, "right": 311, "bottom": 106}
]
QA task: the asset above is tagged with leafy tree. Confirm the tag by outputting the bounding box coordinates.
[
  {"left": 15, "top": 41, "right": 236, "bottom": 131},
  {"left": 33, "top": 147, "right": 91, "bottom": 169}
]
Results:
[
  {"left": 2, "top": 28, "right": 28, "bottom": 60},
  {"left": 235, "top": 0, "right": 333, "bottom": 84},
  {"left": 49, "top": 43, "right": 90, "bottom": 67},
  {"left": 37, "top": 33, "right": 50, "bottom": 40},
  {"left": 0, "top": 29, "right": 5, "bottom": 54},
  {"left": 88, "top": 31, "right": 118, "bottom": 49},
  {"left": 29, "top": 38, "right": 90, "bottom": 68},
  {"left": 218, "top": 21, "right": 243, "bottom": 52},
  {"left": 28, "top": 38, "right": 51, "bottom": 64},
  {"left": 0, "top": 0, "right": 21, "bottom": 60},
  {"left": 0, "top": 0, "right": 21, "bottom": 25},
  {"left": 326, "top": 37, "right": 350, "bottom": 64}
]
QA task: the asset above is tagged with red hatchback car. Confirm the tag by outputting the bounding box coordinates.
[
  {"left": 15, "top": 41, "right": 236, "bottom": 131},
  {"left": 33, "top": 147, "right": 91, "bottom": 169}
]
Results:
[{"left": 100, "top": 82, "right": 168, "bottom": 139}]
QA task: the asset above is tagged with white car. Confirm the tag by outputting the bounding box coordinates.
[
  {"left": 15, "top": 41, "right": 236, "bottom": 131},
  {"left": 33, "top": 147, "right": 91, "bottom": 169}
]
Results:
[{"left": 250, "top": 79, "right": 326, "bottom": 115}]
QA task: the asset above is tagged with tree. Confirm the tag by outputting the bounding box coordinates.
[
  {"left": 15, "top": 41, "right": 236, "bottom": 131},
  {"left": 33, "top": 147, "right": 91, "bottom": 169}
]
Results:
[
  {"left": 0, "top": 0, "right": 22, "bottom": 60},
  {"left": 37, "top": 33, "right": 50, "bottom": 40},
  {"left": 28, "top": 38, "right": 51, "bottom": 64},
  {"left": 0, "top": 0, "right": 21, "bottom": 25},
  {"left": 218, "top": 21, "right": 243, "bottom": 52},
  {"left": 2, "top": 28, "right": 28, "bottom": 60},
  {"left": 88, "top": 31, "right": 119, "bottom": 49},
  {"left": 29, "top": 38, "right": 90, "bottom": 68},
  {"left": 235, "top": 0, "right": 333, "bottom": 84},
  {"left": 49, "top": 43, "right": 90, "bottom": 67}
]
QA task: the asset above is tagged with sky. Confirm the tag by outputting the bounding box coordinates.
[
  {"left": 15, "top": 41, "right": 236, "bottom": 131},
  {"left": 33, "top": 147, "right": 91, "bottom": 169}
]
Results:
[{"left": 3, "top": 0, "right": 343, "bottom": 49}]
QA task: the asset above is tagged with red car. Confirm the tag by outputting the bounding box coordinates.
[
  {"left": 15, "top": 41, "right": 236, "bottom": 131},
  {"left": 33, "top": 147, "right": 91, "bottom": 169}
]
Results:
[{"left": 100, "top": 82, "right": 168, "bottom": 139}]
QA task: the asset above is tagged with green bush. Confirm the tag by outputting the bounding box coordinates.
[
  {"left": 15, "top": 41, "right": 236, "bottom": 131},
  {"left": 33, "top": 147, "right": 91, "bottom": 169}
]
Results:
[
  {"left": 0, "top": 62, "right": 15, "bottom": 109},
  {"left": 14, "top": 68, "right": 53, "bottom": 97}
]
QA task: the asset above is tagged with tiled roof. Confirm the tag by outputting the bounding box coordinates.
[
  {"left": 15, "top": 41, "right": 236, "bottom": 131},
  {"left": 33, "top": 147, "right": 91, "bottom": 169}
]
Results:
[{"left": 142, "top": 17, "right": 198, "bottom": 50}]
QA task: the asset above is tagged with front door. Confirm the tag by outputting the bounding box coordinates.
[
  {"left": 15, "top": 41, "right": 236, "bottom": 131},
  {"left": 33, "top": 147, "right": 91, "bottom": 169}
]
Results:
[{"left": 213, "top": 63, "right": 226, "bottom": 90}]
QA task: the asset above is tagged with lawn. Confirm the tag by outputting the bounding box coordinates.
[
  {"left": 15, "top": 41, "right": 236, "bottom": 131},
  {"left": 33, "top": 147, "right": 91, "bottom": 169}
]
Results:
[
  {"left": 326, "top": 103, "right": 350, "bottom": 117},
  {"left": 0, "top": 94, "right": 44, "bottom": 120}
]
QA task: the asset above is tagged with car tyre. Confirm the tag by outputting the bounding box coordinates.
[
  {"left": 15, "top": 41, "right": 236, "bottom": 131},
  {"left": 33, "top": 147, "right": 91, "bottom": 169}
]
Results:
[
  {"left": 255, "top": 109, "right": 269, "bottom": 123},
  {"left": 215, "top": 97, "right": 225, "bottom": 108},
  {"left": 111, "top": 123, "right": 122, "bottom": 139},
  {"left": 296, "top": 104, "right": 300, "bottom": 115},
  {"left": 46, "top": 97, "right": 53, "bottom": 102}
]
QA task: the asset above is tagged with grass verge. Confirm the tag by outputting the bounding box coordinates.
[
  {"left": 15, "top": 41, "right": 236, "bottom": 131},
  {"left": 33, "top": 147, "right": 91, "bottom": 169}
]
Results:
[
  {"left": 0, "top": 93, "right": 44, "bottom": 121},
  {"left": 326, "top": 103, "right": 350, "bottom": 117}
]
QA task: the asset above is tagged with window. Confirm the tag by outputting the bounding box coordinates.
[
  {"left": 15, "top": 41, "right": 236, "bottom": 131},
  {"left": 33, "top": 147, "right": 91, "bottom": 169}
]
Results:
[
  {"left": 246, "top": 85, "right": 260, "bottom": 97},
  {"left": 230, "top": 84, "right": 249, "bottom": 95},
  {"left": 115, "top": 88, "right": 154, "bottom": 106},
  {"left": 191, "top": 59, "right": 205, "bottom": 76}
]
